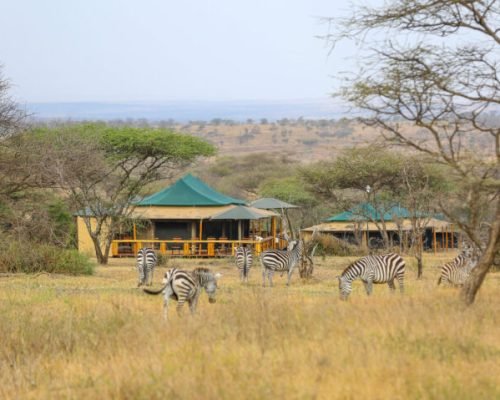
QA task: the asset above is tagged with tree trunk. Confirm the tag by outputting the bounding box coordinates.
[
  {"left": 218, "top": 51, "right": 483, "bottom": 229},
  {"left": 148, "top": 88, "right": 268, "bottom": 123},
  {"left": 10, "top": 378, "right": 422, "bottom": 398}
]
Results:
[
  {"left": 91, "top": 236, "right": 109, "bottom": 265},
  {"left": 415, "top": 253, "right": 423, "bottom": 280},
  {"left": 298, "top": 241, "right": 318, "bottom": 279},
  {"left": 460, "top": 203, "right": 500, "bottom": 305}
]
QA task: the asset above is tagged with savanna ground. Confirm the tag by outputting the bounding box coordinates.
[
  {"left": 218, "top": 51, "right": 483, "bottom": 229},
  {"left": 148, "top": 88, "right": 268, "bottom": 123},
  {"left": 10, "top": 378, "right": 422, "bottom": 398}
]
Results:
[{"left": 0, "top": 253, "right": 499, "bottom": 400}]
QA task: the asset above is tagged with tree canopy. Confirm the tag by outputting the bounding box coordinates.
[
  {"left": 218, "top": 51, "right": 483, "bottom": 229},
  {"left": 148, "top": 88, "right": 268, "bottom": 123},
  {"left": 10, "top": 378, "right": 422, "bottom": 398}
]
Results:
[
  {"left": 29, "top": 123, "right": 216, "bottom": 264},
  {"left": 327, "top": 0, "right": 500, "bottom": 304}
]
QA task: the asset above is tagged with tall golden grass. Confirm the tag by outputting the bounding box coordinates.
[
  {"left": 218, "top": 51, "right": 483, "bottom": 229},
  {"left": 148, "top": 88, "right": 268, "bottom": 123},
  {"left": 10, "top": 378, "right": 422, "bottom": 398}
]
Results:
[{"left": 0, "top": 254, "right": 498, "bottom": 399}]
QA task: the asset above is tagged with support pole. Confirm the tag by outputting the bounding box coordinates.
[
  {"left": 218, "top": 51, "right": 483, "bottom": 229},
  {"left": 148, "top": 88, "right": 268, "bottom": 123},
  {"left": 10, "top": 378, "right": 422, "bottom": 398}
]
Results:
[
  {"left": 433, "top": 227, "right": 437, "bottom": 255},
  {"left": 271, "top": 217, "right": 277, "bottom": 249},
  {"left": 199, "top": 219, "right": 203, "bottom": 255}
]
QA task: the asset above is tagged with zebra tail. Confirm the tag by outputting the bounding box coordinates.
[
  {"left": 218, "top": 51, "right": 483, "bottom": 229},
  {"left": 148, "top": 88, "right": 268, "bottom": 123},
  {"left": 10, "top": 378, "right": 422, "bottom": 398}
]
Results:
[
  {"left": 437, "top": 276, "right": 442, "bottom": 286},
  {"left": 143, "top": 283, "right": 168, "bottom": 295}
]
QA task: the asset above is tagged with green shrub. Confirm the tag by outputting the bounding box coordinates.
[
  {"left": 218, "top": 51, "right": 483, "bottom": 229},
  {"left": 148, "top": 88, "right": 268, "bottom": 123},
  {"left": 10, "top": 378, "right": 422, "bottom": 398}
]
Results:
[
  {"left": 0, "top": 241, "right": 95, "bottom": 275},
  {"left": 316, "top": 234, "right": 364, "bottom": 257}
]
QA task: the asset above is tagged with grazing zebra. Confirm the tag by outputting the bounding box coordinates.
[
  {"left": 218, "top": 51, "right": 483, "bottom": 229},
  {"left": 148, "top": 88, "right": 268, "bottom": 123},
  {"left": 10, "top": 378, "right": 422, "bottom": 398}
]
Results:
[
  {"left": 235, "top": 245, "right": 253, "bottom": 283},
  {"left": 437, "top": 247, "right": 478, "bottom": 287},
  {"left": 337, "top": 253, "right": 405, "bottom": 300},
  {"left": 261, "top": 239, "right": 303, "bottom": 287},
  {"left": 143, "top": 267, "right": 222, "bottom": 320},
  {"left": 136, "top": 247, "right": 157, "bottom": 287}
]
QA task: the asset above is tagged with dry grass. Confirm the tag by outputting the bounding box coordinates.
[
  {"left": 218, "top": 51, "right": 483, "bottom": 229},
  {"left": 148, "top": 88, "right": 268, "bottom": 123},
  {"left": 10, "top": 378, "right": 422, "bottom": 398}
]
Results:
[{"left": 0, "top": 253, "right": 499, "bottom": 400}]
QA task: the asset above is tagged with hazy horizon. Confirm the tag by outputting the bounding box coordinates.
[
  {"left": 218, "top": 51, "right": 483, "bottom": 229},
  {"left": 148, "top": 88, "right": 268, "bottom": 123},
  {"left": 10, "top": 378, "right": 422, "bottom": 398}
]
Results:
[{"left": 25, "top": 97, "right": 351, "bottom": 122}]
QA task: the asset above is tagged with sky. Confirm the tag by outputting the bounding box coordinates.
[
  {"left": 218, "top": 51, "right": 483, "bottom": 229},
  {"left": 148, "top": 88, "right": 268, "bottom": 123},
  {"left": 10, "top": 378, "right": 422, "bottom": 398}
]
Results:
[{"left": 0, "top": 0, "right": 357, "bottom": 103}]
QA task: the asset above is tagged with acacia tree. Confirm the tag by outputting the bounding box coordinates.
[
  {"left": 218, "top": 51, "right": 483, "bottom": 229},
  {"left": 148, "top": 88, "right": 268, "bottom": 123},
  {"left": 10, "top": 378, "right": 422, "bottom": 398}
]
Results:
[
  {"left": 0, "top": 67, "right": 25, "bottom": 137},
  {"left": 300, "top": 147, "right": 405, "bottom": 249},
  {"left": 328, "top": 0, "right": 500, "bottom": 305},
  {"left": 398, "top": 157, "right": 446, "bottom": 279},
  {"left": 0, "top": 67, "right": 33, "bottom": 200},
  {"left": 30, "top": 123, "right": 215, "bottom": 264}
]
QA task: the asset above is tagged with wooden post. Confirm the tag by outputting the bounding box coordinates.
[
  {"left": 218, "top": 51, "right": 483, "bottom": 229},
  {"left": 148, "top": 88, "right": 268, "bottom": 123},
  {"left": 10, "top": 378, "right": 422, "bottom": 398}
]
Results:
[
  {"left": 445, "top": 225, "right": 449, "bottom": 252},
  {"left": 433, "top": 227, "right": 437, "bottom": 255},
  {"left": 133, "top": 223, "right": 137, "bottom": 241},
  {"left": 199, "top": 219, "right": 203, "bottom": 255},
  {"left": 271, "top": 217, "right": 277, "bottom": 249},
  {"left": 238, "top": 220, "right": 242, "bottom": 240}
]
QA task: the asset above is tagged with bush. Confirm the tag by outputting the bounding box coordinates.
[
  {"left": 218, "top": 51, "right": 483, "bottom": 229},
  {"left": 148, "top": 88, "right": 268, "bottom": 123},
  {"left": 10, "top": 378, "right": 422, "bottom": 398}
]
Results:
[
  {"left": 316, "top": 234, "right": 365, "bottom": 257},
  {"left": 0, "top": 241, "right": 95, "bottom": 275}
]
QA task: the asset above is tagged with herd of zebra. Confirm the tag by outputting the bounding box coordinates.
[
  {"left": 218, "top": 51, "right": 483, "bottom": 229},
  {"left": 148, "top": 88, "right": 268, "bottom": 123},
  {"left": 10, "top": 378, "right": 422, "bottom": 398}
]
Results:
[{"left": 135, "top": 242, "right": 479, "bottom": 319}]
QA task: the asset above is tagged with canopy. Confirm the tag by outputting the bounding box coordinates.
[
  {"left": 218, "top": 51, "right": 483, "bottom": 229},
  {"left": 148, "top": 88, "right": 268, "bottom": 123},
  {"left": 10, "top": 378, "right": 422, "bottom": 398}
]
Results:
[
  {"left": 326, "top": 203, "right": 416, "bottom": 222},
  {"left": 136, "top": 173, "right": 246, "bottom": 206},
  {"left": 250, "top": 197, "right": 298, "bottom": 210},
  {"left": 210, "top": 205, "right": 277, "bottom": 220}
]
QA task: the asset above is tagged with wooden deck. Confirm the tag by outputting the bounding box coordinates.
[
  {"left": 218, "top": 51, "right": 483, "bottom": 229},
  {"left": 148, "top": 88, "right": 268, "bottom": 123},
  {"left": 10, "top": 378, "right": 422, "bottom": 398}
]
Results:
[{"left": 111, "top": 237, "right": 278, "bottom": 258}]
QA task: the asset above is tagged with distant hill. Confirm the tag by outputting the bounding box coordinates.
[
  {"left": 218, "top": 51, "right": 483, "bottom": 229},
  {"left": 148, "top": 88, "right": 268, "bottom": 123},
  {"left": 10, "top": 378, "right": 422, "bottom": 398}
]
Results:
[
  {"left": 26, "top": 100, "right": 493, "bottom": 163},
  {"left": 26, "top": 99, "right": 350, "bottom": 122}
]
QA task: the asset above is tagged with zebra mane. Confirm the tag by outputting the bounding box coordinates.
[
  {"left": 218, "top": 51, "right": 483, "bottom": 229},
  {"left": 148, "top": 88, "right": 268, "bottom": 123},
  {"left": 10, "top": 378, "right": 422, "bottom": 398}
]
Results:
[
  {"left": 340, "top": 262, "right": 356, "bottom": 277},
  {"left": 191, "top": 268, "right": 221, "bottom": 285}
]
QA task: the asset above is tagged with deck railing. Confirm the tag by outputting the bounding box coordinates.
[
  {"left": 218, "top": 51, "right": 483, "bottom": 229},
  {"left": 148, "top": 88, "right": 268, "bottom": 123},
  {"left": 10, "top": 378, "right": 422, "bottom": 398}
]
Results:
[{"left": 111, "top": 237, "right": 277, "bottom": 258}]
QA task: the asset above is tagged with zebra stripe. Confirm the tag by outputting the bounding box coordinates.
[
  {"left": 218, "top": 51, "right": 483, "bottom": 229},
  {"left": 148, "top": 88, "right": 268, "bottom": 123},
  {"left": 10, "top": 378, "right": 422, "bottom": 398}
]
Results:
[
  {"left": 261, "top": 239, "right": 303, "bottom": 287},
  {"left": 437, "top": 249, "right": 477, "bottom": 287},
  {"left": 143, "top": 267, "right": 221, "bottom": 320},
  {"left": 337, "top": 253, "right": 405, "bottom": 300},
  {"left": 235, "top": 246, "right": 253, "bottom": 283},
  {"left": 136, "top": 247, "right": 157, "bottom": 287}
]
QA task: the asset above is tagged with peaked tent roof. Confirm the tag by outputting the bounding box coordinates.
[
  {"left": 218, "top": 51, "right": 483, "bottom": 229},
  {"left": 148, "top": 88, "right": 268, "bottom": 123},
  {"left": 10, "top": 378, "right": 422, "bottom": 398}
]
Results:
[
  {"left": 210, "top": 205, "right": 277, "bottom": 220},
  {"left": 250, "top": 198, "right": 298, "bottom": 210},
  {"left": 136, "top": 174, "right": 246, "bottom": 206},
  {"left": 326, "top": 203, "right": 418, "bottom": 222}
]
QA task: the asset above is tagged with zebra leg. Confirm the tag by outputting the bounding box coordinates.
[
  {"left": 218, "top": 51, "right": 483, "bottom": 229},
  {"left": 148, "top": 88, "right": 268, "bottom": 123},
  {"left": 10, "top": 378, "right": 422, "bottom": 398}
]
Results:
[
  {"left": 363, "top": 280, "right": 373, "bottom": 296},
  {"left": 396, "top": 274, "right": 404, "bottom": 294},
  {"left": 148, "top": 268, "right": 154, "bottom": 286},
  {"left": 286, "top": 268, "right": 294, "bottom": 286},
  {"left": 268, "top": 270, "right": 274, "bottom": 287},
  {"left": 387, "top": 279, "right": 396, "bottom": 292},
  {"left": 137, "top": 265, "right": 144, "bottom": 287},
  {"left": 162, "top": 285, "right": 175, "bottom": 321},
  {"left": 189, "top": 292, "right": 200, "bottom": 315},
  {"left": 176, "top": 299, "right": 186, "bottom": 317},
  {"left": 262, "top": 267, "right": 267, "bottom": 287},
  {"left": 240, "top": 268, "right": 245, "bottom": 283}
]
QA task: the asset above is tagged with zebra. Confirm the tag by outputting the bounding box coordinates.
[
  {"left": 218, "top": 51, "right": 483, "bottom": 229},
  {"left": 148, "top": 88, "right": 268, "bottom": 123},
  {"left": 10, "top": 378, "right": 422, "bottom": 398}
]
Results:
[
  {"left": 261, "top": 239, "right": 303, "bottom": 287},
  {"left": 337, "top": 253, "right": 405, "bottom": 300},
  {"left": 143, "top": 267, "right": 222, "bottom": 320},
  {"left": 235, "top": 245, "right": 253, "bottom": 283},
  {"left": 437, "top": 246, "right": 478, "bottom": 287},
  {"left": 136, "top": 247, "right": 157, "bottom": 287}
]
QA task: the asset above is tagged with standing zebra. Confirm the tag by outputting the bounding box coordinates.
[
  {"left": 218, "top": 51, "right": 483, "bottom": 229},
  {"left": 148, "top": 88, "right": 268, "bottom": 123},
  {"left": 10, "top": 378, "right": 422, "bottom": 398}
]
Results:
[
  {"left": 261, "top": 239, "right": 303, "bottom": 287},
  {"left": 235, "top": 245, "right": 253, "bottom": 283},
  {"left": 143, "top": 267, "right": 222, "bottom": 320},
  {"left": 437, "top": 247, "right": 478, "bottom": 287},
  {"left": 136, "top": 247, "right": 157, "bottom": 287},
  {"left": 337, "top": 253, "right": 405, "bottom": 300}
]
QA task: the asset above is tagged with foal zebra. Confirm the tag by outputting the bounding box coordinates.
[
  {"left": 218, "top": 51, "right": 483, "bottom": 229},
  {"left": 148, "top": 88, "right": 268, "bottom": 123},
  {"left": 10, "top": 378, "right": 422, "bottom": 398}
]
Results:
[
  {"left": 143, "top": 267, "right": 222, "bottom": 320},
  {"left": 437, "top": 247, "right": 478, "bottom": 287},
  {"left": 337, "top": 253, "right": 405, "bottom": 300},
  {"left": 235, "top": 245, "right": 253, "bottom": 283},
  {"left": 261, "top": 239, "right": 303, "bottom": 287},
  {"left": 136, "top": 247, "right": 157, "bottom": 287}
]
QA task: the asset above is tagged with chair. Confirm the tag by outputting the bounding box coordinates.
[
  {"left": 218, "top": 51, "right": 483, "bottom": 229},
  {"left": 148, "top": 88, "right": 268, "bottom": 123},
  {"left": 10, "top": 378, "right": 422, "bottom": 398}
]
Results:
[
  {"left": 171, "top": 237, "right": 182, "bottom": 256},
  {"left": 216, "top": 237, "right": 228, "bottom": 257}
]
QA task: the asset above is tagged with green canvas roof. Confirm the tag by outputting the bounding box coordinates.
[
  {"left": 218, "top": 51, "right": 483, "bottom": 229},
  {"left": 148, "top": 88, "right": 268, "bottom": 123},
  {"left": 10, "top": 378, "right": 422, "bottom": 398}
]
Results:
[
  {"left": 250, "top": 198, "right": 298, "bottom": 209},
  {"left": 136, "top": 174, "right": 246, "bottom": 206},
  {"left": 211, "top": 205, "right": 275, "bottom": 220},
  {"left": 326, "top": 203, "right": 413, "bottom": 222}
]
